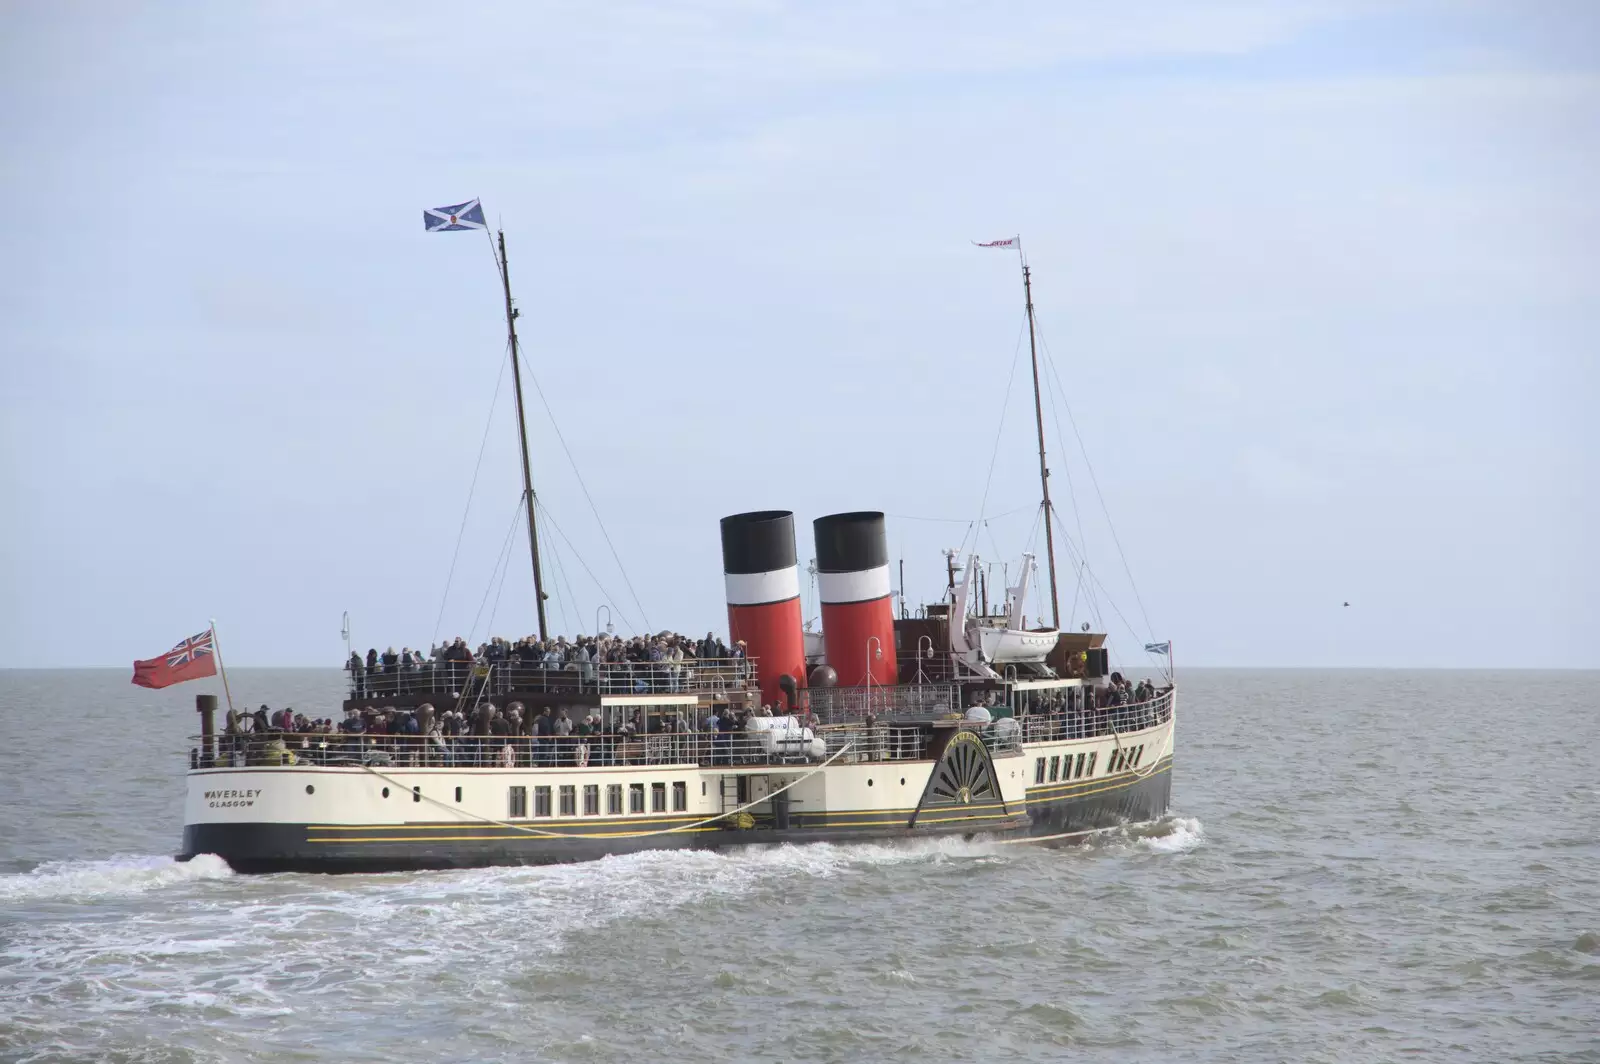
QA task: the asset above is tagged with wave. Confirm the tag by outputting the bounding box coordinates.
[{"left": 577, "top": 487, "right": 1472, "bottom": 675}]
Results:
[
  {"left": 1076, "top": 815, "right": 1205, "bottom": 855},
  {"left": 0, "top": 853, "right": 233, "bottom": 902},
  {"left": 1134, "top": 815, "right": 1206, "bottom": 854}
]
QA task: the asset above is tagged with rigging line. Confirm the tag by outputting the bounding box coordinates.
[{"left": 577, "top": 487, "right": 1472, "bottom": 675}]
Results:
[
  {"left": 1036, "top": 325, "right": 1093, "bottom": 584},
  {"left": 484, "top": 222, "right": 502, "bottom": 277},
  {"left": 1069, "top": 561, "right": 1085, "bottom": 628},
  {"left": 980, "top": 519, "right": 1009, "bottom": 572},
  {"left": 888, "top": 503, "right": 1033, "bottom": 524},
  {"left": 484, "top": 508, "right": 521, "bottom": 643},
  {"left": 1043, "top": 504, "right": 1091, "bottom": 627},
  {"left": 1034, "top": 317, "right": 1155, "bottom": 639},
  {"left": 517, "top": 352, "right": 653, "bottom": 632},
  {"left": 550, "top": 536, "right": 583, "bottom": 637},
  {"left": 432, "top": 348, "right": 511, "bottom": 646},
  {"left": 1035, "top": 447, "right": 1096, "bottom": 631},
  {"left": 973, "top": 313, "right": 1029, "bottom": 529},
  {"left": 1030, "top": 505, "right": 1046, "bottom": 614},
  {"left": 1048, "top": 501, "right": 1102, "bottom": 625},
  {"left": 545, "top": 534, "right": 572, "bottom": 638},
  {"left": 468, "top": 495, "right": 524, "bottom": 646},
  {"left": 954, "top": 520, "right": 978, "bottom": 562},
  {"left": 545, "top": 520, "right": 586, "bottom": 638},
  {"left": 1022, "top": 505, "right": 1047, "bottom": 625},
  {"left": 472, "top": 496, "right": 523, "bottom": 645},
  {"left": 1080, "top": 559, "right": 1146, "bottom": 652},
  {"left": 536, "top": 502, "right": 638, "bottom": 634},
  {"left": 1019, "top": 503, "right": 1044, "bottom": 623},
  {"left": 1030, "top": 541, "right": 1043, "bottom": 626},
  {"left": 541, "top": 501, "right": 629, "bottom": 635}
]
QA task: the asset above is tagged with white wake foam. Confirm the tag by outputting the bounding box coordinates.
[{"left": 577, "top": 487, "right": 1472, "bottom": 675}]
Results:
[
  {"left": 0, "top": 837, "right": 1021, "bottom": 1038},
  {"left": 0, "top": 853, "right": 233, "bottom": 902},
  {"left": 1135, "top": 816, "right": 1206, "bottom": 854}
]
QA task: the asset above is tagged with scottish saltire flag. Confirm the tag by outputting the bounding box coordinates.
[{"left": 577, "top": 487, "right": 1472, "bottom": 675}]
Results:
[
  {"left": 423, "top": 199, "right": 487, "bottom": 232},
  {"left": 1144, "top": 641, "right": 1171, "bottom": 655},
  {"left": 973, "top": 237, "right": 1020, "bottom": 249}
]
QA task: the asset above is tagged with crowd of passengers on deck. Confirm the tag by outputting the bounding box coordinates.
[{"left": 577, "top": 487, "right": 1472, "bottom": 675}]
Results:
[
  {"left": 213, "top": 670, "right": 1171, "bottom": 769},
  {"left": 1010, "top": 673, "right": 1172, "bottom": 741},
  {"left": 220, "top": 699, "right": 803, "bottom": 768},
  {"left": 345, "top": 631, "right": 746, "bottom": 696}
]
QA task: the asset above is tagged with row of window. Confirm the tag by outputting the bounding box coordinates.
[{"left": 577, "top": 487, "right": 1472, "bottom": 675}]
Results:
[
  {"left": 507, "top": 780, "right": 690, "bottom": 819},
  {"left": 1108, "top": 744, "right": 1146, "bottom": 774},
  {"left": 1035, "top": 751, "right": 1095, "bottom": 785},
  {"left": 1031, "top": 743, "right": 1147, "bottom": 785}
]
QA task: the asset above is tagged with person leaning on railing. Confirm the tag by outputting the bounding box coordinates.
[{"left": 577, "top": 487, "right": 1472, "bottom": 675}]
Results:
[{"left": 346, "top": 652, "right": 365, "bottom": 696}]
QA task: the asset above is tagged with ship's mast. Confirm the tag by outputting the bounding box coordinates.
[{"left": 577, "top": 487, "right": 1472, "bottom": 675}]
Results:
[
  {"left": 497, "top": 230, "right": 549, "bottom": 641},
  {"left": 1022, "top": 261, "right": 1061, "bottom": 630}
]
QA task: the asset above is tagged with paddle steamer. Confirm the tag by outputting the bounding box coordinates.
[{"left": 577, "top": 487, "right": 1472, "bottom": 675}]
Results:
[{"left": 179, "top": 227, "right": 1175, "bottom": 873}]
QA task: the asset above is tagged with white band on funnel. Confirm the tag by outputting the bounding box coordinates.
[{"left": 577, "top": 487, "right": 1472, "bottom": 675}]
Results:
[
  {"left": 725, "top": 566, "right": 801, "bottom": 607},
  {"left": 817, "top": 564, "right": 892, "bottom": 605}
]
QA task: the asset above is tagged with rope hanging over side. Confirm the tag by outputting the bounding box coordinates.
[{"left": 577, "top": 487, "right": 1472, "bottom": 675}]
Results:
[{"left": 360, "top": 741, "right": 856, "bottom": 841}]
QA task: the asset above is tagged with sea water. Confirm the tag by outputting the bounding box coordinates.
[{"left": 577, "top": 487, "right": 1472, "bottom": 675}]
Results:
[{"left": 1, "top": 668, "right": 1595, "bottom": 1062}]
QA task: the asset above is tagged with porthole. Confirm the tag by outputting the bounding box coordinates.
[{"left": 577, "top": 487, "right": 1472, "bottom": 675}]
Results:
[
  {"left": 455, "top": 786, "right": 462, "bottom": 803},
  {"left": 382, "top": 787, "right": 390, "bottom": 798},
  {"left": 413, "top": 786, "right": 421, "bottom": 803},
  {"left": 867, "top": 779, "right": 874, "bottom": 787},
  {"left": 899, "top": 777, "right": 905, "bottom": 786},
  {"left": 305, "top": 784, "right": 315, "bottom": 795}
]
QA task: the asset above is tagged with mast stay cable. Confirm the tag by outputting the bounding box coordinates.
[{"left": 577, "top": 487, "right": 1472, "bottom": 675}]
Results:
[
  {"left": 432, "top": 350, "right": 510, "bottom": 646},
  {"left": 484, "top": 503, "right": 523, "bottom": 643},
  {"left": 889, "top": 503, "right": 1032, "bottom": 524},
  {"left": 544, "top": 522, "right": 586, "bottom": 637},
  {"left": 1034, "top": 317, "right": 1156, "bottom": 641},
  {"left": 517, "top": 351, "right": 654, "bottom": 633},
  {"left": 1037, "top": 362, "right": 1102, "bottom": 627},
  {"left": 467, "top": 496, "right": 525, "bottom": 647},
  {"left": 1035, "top": 330, "right": 1099, "bottom": 627},
  {"left": 971, "top": 314, "right": 1029, "bottom": 537},
  {"left": 536, "top": 501, "right": 639, "bottom": 634}
]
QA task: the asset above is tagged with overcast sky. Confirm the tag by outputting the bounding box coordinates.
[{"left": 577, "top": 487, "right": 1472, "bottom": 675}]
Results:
[{"left": 1, "top": 1, "right": 1595, "bottom": 670}]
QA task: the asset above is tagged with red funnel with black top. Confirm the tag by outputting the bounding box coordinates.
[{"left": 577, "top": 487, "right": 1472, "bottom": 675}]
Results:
[
  {"left": 814, "top": 511, "right": 899, "bottom": 687},
  {"left": 720, "top": 510, "right": 806, "bottom": 709}
]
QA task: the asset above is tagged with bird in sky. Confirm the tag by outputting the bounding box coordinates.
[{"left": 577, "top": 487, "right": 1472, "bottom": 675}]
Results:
[{"left": 1343, "top": 601, "right": 1350, "bottom": 607}]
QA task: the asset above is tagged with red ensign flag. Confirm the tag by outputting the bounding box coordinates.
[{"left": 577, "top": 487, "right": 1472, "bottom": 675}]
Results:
[{"left": 132, "top": 628, "right": 219, "bottom": 689}]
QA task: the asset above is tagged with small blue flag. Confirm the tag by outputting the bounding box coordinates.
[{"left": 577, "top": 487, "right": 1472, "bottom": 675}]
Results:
[
  {"left": 1144, "top": 641, "right": 1170, "bottom": 655},
  {"left": 423, "top": 199, "right": 487, "bottom": 232}
]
